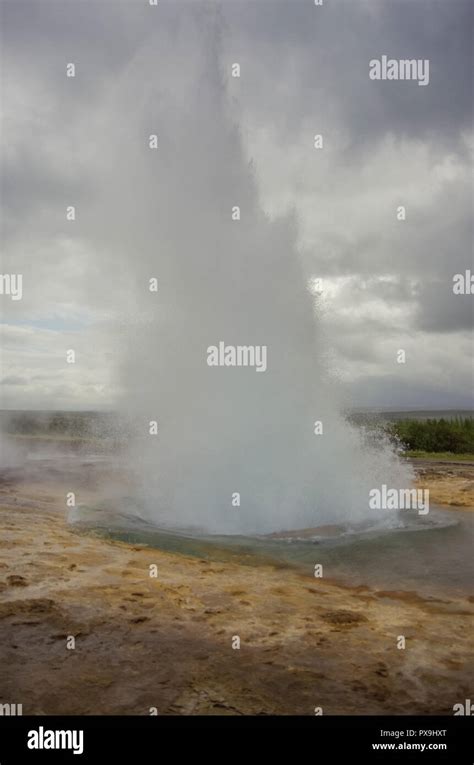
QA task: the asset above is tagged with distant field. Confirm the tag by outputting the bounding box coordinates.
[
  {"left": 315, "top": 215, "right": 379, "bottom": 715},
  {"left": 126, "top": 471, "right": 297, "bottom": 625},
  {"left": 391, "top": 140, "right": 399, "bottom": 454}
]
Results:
[
  {"left": 2, "top": 410, "right": 474, "bottom": 459},
  {"left": 0, "top": 410, "right": 123, "bottom": 441},
  {"left": 349, "top": 409, "right": 474, "bottom": 423},
  {"left": 9, "top": 433, "right": 104, "bottom": 443},
  {"left": 0, "top": 412, "right": 132, "bottom": 458},
  {"left": 403, "top": 451, "right": 474, "bottom": 462}
]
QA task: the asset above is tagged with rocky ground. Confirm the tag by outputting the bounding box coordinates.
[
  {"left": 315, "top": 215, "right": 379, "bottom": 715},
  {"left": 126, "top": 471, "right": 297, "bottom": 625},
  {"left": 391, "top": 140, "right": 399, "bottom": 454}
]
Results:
[
  {"left": 413, "top": 458, "right": 474, "bottom": 508},
  {"left": 0, "top": 458, "right": 472, "bottom": 715}
]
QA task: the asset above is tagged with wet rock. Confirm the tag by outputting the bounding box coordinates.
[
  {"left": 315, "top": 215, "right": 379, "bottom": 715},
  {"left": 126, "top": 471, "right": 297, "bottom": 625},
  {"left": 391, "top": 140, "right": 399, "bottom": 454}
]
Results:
[
  {"left": 320, "top": 610, "right": 368, "bottom": 625},
  {"left": 7, "top": 574, "right": 28, "bottom": 587}
]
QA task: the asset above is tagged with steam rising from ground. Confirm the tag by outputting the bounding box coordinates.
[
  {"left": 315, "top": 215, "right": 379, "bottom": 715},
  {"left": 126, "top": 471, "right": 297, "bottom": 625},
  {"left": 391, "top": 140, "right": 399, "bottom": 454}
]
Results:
[{"left": 87, "top": 8, "right": 413, "bottom": 534}]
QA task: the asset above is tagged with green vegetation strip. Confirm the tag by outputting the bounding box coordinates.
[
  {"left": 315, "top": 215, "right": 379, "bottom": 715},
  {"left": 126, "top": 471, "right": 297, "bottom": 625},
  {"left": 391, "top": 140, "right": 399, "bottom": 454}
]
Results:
[{"left": 389, "top": 417, "right": 474, "bottom": 455}]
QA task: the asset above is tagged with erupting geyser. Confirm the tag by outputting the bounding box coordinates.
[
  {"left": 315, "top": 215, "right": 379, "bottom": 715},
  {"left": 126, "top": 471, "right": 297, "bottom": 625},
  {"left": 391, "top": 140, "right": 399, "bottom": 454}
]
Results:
[{"left": 94, "top": 8, "right": 414, "bottom": 534}]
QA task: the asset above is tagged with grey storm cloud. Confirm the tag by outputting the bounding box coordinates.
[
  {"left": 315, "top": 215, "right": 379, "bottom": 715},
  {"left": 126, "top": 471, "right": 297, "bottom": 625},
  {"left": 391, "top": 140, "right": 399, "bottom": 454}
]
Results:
[
  {"left": 416, "top": 280, "right": 473, "bottom": 333},
  {"left": 224, "top": 0, "right": 473, "bottom": 149},
  {"left": 0, "top": 0, "right": 472, "bottom": 410},
  {"left": 1, "top": 375, "right": 27, "bottom": 386}
]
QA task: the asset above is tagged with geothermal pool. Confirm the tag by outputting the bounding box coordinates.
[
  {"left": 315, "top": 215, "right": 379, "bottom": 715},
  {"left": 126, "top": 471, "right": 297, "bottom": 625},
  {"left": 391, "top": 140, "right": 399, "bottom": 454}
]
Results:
[
  {"left": 71, "top": 499, "right": 473, "bottom": 599},
  {"left": 5, "top": 441, "right": 472, "bottom": 600}
]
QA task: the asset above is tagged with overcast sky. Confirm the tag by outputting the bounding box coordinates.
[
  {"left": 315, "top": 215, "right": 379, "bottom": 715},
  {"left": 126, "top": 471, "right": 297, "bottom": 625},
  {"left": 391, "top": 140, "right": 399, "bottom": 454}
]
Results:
[{"left": 0, "top": 0, "right": 472, "bottom": 411}]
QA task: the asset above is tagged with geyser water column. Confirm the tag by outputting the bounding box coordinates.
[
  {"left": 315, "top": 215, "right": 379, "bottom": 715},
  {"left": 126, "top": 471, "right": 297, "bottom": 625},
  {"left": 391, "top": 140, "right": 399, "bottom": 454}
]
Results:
[{"left": 104, "top": 7, "right": 413, "bottom": 534}]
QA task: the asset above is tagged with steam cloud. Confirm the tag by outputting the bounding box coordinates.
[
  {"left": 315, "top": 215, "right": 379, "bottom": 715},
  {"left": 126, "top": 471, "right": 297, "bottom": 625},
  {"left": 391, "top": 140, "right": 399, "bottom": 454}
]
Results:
[{"left": 84, "top": 8, "right": 413, "bottom": 534}]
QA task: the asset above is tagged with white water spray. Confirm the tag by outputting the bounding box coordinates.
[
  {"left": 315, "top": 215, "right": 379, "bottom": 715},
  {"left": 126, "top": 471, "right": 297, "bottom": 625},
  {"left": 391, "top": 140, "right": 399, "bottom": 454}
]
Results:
[{"left": 90, "top": 8, "right": 414, "bottom": 534}]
